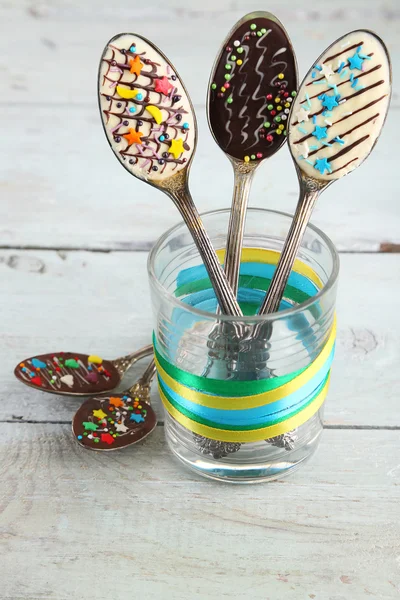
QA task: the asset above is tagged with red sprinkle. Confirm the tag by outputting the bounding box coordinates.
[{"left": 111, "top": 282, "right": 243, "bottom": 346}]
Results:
[
  {"left": 31, "top": 376, "right": 42, "bottom": 386},
  {"left": 224, "top": 83, "right": 230, "bottom": 89},
  {"left": 256, "top": 152, "right": 263, "bottom": 159},
  {"left": 270, "top": 110, "right": 276, "bottom": 116},
  {"left": 266, "top": 135, "right": 273, "bottom": 142},
  {"left": 266, "top": 94, "right": 272, "bottom": 100},
  {"left": 226, "top": 46, "right": 232, "bottom": 52},
  {"left": 284, "top": 92, "right": 289, "bottom": 98}
]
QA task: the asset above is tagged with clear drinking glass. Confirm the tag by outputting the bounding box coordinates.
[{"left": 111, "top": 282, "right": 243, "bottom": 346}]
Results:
[{"left": 148, "top": 208, "right": 339, "bottom": 483}]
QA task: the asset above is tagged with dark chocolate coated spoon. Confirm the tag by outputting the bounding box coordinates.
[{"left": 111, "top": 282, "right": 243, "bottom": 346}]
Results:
[
  {"left": 208, "top": 11, "right": 298, "bottom": 296},
  {"left": 14, "top": 345, "right": 152, "bottom": 397},
  {"left": 73, "top": 357, "right": 157, "bottom": 451}
]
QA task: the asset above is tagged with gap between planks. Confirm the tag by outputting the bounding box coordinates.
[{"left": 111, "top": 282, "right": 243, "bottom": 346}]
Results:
[
  {"left": 1, "top": 245, "right": 400, "bottom": 254},
  {"left": 1, "top": 420, "right": 399, "bottom": 430}
]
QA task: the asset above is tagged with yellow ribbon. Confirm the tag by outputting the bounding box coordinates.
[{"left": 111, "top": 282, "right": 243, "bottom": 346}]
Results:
[
  {"left": 216, "top": 247, "right": 324, "bottom": 289},
  {"left": 160, "top": 374, "right": 330, "bottom": 442},
  {"left": 154, "top": 318, "right": 336, "bottom": 410}
]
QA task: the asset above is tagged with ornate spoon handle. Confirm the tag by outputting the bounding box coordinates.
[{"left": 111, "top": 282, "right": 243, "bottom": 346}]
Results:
[
  {"left": 224, "top": 160, "right": 258, "bottom": 297},
  {"left": 111, "top": 344, "right": 153, "bottom": 376},
  {"left": 132, "top": 359, "right": 157, "bottom": 392},
  {"left": 258, "top": 179, "right": 321, "bottom": 315},
  {"left": 161, "top": 172, "right": 243, "bottom": 317}
]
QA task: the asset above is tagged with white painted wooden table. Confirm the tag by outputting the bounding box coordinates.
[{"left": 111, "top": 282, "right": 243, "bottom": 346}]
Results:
[{"left": 1, "top": 2, "right": 399, "bottom": 598}]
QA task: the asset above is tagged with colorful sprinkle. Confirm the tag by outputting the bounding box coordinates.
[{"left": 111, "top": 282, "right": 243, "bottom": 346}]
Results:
[
  {"left": 312, "top": 125, "right": 328, "bottom": 140},
  {"left": 314, "top": 157, "right": 332, "bottom": 174},
  {"left": 334, "top": 136, "right": 345, "bottom": 145}
]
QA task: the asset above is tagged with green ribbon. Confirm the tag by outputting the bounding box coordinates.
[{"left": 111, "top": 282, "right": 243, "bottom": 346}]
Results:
[{"left": 153, "top": 334, "right": 308, "bottom": 398}]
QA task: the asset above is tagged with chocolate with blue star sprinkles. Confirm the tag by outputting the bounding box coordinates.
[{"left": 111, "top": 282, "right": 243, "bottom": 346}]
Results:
[
  {"left": 208, "top": 14, "right": 298, "bottom": 162},
  {"left": 288, "top": 30, "right": 391, "bottom": 180}
]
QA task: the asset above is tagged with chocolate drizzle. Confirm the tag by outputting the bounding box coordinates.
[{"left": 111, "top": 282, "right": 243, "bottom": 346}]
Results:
[
  {"left": 208, "top": 16, "right": 297, "bottom": 161},
  {"left": 288, "top": 30, "right": 391, "bottom": 181},
  {"left": 99, "top": 34, "right": 194, "bottom": 178},
  {"left": 73, "top": 394, "right": 157, "bottom": 450}
]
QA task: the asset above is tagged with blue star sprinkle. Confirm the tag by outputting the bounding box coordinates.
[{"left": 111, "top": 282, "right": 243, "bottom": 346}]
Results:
[
  {"left": 348, "top": 51, "right": 364, "bottom": 71},
  {"left": 313, "top": 126, "right": 328, "bottom": 140},
  {"left": 321, "top": 93, "right": 340, "bottom": 111},
  {"left": 130, "top": 413, "right": 145, "bottom": 423},
  {"left": 314, "top": 157, "right": 332, "bottom": 175}
]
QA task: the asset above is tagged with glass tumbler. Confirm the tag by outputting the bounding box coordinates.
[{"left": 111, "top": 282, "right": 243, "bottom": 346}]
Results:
[{"left": 148, "top": 208, "right": 339, "bottom": 483}]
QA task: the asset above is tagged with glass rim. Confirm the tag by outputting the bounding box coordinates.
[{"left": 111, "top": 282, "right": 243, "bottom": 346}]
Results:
[{"left": 147, "top": 207, "right": 340, "bottom": 323}]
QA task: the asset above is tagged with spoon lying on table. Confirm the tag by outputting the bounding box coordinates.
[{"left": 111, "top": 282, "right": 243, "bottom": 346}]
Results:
[
  {"left": 14, "top": 345, "right": 152, "bottom": 397},
  {"left": 73, "top": 347, "right": 157, "bottom": 451},
  {"left": 98, "top": 32, "right": 241, "bottom": 317},
  {"left": 207, "top": 11, "right": 298, "bottom": 296},
  {"left": 258, "top": 29, "right": 392, "bottom": 316}
]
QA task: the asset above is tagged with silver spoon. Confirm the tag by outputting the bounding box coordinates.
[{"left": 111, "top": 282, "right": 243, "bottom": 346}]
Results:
[
  {"left": 14, "top": 345, "right": 153, "bottom": 397},
  {"left": 207, "top": 12, "right": 298, "bottom": 297},
  {"left": 258, "top": 29, "right": 392, "bottom": 315},
  {"left": 73, "top": 348, "right": 157, "bottom": 451},
  {"left": 98, "top": 32, "right": 241, "bottom": 317}
]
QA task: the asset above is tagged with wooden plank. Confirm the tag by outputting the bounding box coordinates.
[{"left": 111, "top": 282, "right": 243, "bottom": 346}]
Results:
[
  {"left": 1, "top": 250, "right": 399, "bottom": 426},
  {"left": 1, "top": 106, "right": 398, "bottom": 251},
  {"left": 0, "top": 1, "right": 399, "bottom": 107},
  {"left": 0, "top": 425, "right": 399, "bottom": 599}
]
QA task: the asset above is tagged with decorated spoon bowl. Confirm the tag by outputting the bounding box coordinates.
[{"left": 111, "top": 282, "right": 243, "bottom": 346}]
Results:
[
  {"left": 14, "top": 344, "right": 152, "bottom": 397},
  {"left": 99, "top": 33, "right": 241, "bottom": 317},
  {"left": 258, "top": 29, "right": 392, "bottom": 316}
]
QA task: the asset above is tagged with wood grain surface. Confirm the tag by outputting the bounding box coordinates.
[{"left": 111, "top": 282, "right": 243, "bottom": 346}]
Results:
[{"left": 1, "top": 2, "right": 399, "bottom": 598}]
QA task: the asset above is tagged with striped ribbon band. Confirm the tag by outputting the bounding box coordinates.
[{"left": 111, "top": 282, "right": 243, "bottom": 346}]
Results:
[{"left": 155, "top": 248, "right": 335, "bottom": 442}]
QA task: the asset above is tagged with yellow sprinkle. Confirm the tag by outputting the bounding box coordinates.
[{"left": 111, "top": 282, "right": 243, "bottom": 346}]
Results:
[
  {"left": 237, "top": 59, "right": 243, "bottom": 65},
  {"left": 221, "top": 86, "right": 226, "bottom": 92},
  {"left": 278, "top": 124, "right": 284, "bottom": 130},
  {"left": 276, "top": 129, "right": 282, "bottom": 135},
  {"left": 244, "top": 156, "right": 250, "bottom": 162},
  {"left": 277, "top": 106, "right": 282, "bottom": 111},
  {"left": 278, "top": 73, "right": 284, "bottom": 79},
  {"left": 285, "top": 102, "right": 290, "bottom": 108},
  {"left": 138, "top": 405, "right": 142, "bottom": 409},
  {"left": 88, "top": 355, "right": 103, "bottom": 364},
  {"left": 275, "top": 97, "right": 281, "bottom": 103}
]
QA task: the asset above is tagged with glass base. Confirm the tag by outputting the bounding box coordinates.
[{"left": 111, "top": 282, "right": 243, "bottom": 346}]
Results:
[{"left": 164, "top": 412, "right": 323, "bottom": 484}]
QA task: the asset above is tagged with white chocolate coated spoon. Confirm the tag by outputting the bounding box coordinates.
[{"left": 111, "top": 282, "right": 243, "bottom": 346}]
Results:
[
  {"left": 259, "top": 30, "right": 391, "bottom": 315},
  {"left": 99, "top": 33, "right": 242, "bottom": 316}
]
